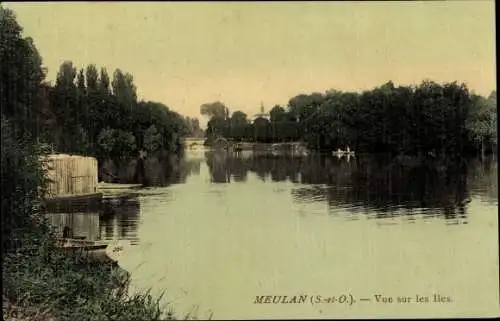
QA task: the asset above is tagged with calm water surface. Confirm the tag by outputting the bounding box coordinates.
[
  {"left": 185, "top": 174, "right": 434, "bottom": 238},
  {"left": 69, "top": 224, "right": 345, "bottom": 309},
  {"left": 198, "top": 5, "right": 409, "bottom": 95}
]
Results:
[{"left": 48, "top": 151, "right": 499, "bottom": 319}]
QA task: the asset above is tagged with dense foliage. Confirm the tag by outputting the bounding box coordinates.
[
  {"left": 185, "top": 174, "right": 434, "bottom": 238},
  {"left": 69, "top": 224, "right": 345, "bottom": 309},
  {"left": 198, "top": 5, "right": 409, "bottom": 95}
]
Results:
[
  {"left": 40, "top": 62, "right": 190, "bottom": 160},
  {"left": 1, "top": 5, "right": 51, "bottom": 249},
  {"left": 202, "top": 82, "right": 497, "bottom": 158},
  {"left": 1, "top": 6, "right": 187, "bottom": 320}
]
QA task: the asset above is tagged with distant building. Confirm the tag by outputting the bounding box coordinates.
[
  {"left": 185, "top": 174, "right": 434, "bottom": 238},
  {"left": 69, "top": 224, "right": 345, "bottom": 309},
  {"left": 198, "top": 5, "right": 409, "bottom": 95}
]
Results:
[{"left": 250, "top": 102, "right": 270, "bottom": 124}]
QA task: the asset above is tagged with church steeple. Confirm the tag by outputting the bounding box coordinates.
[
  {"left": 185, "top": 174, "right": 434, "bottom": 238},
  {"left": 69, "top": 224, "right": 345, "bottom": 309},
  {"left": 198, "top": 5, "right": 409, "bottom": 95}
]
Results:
[{"left": 251, "top": 101, "right": 270, "bottom": 124}]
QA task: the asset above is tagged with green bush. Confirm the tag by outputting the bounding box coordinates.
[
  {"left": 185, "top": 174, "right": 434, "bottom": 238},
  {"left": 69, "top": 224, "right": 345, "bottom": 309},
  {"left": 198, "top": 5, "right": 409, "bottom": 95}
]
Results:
[{"left": 0, "top": 118, "right": 52, "bottom": 250}]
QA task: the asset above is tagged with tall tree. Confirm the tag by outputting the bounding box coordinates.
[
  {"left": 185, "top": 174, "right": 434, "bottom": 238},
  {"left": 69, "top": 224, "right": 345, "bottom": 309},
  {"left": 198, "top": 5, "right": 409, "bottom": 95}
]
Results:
[
  {"left": 112, "top": 69, "right": 137, "bottom": 106},
  {"left": 200, "top": 101, "right": 229, "bottom": 119},
  {"left": 1, "top": 5, "right": 49, "bottom": 247},
  {"left": 269, "top": 105, "right": 286, "bottom": 122},
  {"left": 98, "top": 67, "right": 111, "bottom": 95},
  {"left": 0, "top": 6, "right": 46, "bottom": 140},
  {"left": 52, "top": 61, "right": 78, "bottom": 151},
  {"left": 85, "top": 64, "right": 99, "bottom": 94},
  {"left": 76, "top": 68, "right": 86, "bottom": 97},
  {"left": 230, "top": 111, "right": 247, "bottom": 141},
  {"left": 230, "top": 110, "right": 247, "bottom": 125}
]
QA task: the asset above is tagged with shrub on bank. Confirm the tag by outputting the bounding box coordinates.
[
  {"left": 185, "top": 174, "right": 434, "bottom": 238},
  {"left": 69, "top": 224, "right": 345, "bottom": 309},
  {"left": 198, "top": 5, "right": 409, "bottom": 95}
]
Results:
[
  {"left": 1, "top": 118, "right": 51, "bottom": 250},
  {"left": 2, "top": 243, "right": 175, "bottom": 321}
]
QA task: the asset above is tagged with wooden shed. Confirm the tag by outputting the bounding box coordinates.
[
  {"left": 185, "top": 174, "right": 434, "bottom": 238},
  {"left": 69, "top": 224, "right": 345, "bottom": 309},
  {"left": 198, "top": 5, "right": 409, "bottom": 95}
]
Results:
[{"left": 41, "top": 154, "right": 99, "bottom": 199}]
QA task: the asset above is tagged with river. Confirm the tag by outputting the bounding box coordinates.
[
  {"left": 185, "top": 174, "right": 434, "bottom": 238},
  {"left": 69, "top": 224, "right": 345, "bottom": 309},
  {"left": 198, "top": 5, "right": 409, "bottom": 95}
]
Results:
[{"left": 47, "top": 151, "right": 499, "bottom": 319}]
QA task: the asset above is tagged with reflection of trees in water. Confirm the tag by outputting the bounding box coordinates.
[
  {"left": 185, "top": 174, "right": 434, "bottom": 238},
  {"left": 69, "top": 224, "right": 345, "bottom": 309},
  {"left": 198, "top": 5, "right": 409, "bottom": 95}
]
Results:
[
  {"left": 204, "top": 151, "right": 302, "bottom": 183},
  {"left": 466, "top": 156, "right": 498, "bottom": 204},
  {"left": 100, "top": 196, "right": 141, "bottom": 244},
  {"left": 145, "top": 156, "right": 202, "bottom": 186},
  {"left": 298, "top": 157, "right": 472, "bottom": 219},
  {"left": 343, "top": 157, "right": 470, "bottom": 219},
  {"left": 204, "top": 151, "right": 231, "bottom": 183},
  {"left": 227, "top": 153, "right": 249, "bottom": 182},
  {"left": 204, "top": 152, "right": 496, "bottom": 219},
  {"left": 291, "top": 186, "right": 328, "bottom": 203},
  {"left": 99, "top": 154, "right": 202, "bottom": 187}
]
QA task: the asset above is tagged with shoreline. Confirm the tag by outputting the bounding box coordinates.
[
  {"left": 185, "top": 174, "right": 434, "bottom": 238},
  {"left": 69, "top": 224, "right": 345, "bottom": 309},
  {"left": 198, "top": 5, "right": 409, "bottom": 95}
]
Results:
[{"left": 2, "top": 229, "right": 178, "bottom": 321}]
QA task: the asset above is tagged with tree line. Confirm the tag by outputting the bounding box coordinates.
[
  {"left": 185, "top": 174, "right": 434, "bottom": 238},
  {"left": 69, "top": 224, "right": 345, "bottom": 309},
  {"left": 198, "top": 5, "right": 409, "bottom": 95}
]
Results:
[
  {"left": 201, "top": 82, "right": 496, "bottom": 158},
  {"left": 1, "top": 7, "right": 200, "bottom": 164},
  {"left": 39, "top": 61, "right": 193, "bottom": 160}
]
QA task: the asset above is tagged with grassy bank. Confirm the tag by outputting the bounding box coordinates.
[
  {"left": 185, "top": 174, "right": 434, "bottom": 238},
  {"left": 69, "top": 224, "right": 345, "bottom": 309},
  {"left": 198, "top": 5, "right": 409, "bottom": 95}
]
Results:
[
  {"left": 0, "top": 201, "right": 186, "bottom": 321},
  {"left": 1, "top": 218, "right": 180, "bottom": 321}
]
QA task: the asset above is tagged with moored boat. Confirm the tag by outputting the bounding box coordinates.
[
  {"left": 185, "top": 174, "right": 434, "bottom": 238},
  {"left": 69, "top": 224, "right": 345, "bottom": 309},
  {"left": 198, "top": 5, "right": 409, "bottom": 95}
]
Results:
[
  {"left": 55, "top": 238, "right": 115, "bottom": 263},
  {"left": 55, "top": 238, "right": 98, "bottom": 247},
  {"left": 96, "top": 182, "right": 143, "bottom": 190},
  {"left": 97, "top": 182, "right": 143, "bottom": 198}
]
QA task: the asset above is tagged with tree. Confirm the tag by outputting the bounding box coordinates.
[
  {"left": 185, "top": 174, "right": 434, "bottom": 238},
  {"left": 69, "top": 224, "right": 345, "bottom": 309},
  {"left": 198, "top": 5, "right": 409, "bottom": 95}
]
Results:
[
  {"left": 184, "top": 116, "right": 194, "bottom": 135},
  {"left": 51, "top": 61, "right": 79, "bottom": 151},
  {"left": 112, "top": 69, "right": 137, "bottom": 106},
  {"left": 1, "top": 6, "right": 50, "bottom": 248},
  {"left": 0, "top": 6, "right": 46, "bottom": 140},
  {"left": 269, "top": 105, "right": 286, "bottom": 122},
  {"left": 467, "top": 92, "right": 496, "bottom": 156},
  {"left": 206, "top": 116, "right": 229, "bottom": 142},
  {"left": 76, "top": 68, "right": 86, "bottom": 97},
  {"left": 253, "top": 117, "right": 270, "bottom": 142},
  {"left": 190, "top": 117, "right": 203, "bottom": 137},
  {"left": 85, "top": 64, "right": 99, "bottom": 94},
  {"left": 487, "top": 91, "right": 497, "bottom": 147},
  {"left": 200, "top": 101, "right": 229, "bottom": 119},
  {"left": 97, "top": 127, "right": 136, "bottom": 159},
  {"left": 98, "top": 67, "right": 111, "bottom": 95},
  {"left": 143, "top": 124, "right": 162, "bottom": 154},
  {"left": 230, "top": 111, "right": 247, "bottom": 141},
  {"left": 230, "top": 110, "right": 247, "bottom": 125}
]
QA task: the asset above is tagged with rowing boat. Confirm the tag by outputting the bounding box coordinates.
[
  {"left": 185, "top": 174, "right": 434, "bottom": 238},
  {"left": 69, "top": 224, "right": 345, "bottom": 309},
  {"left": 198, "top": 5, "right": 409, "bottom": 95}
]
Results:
[{"left": 55, "top": 238, "right": 114, "bottom": 263}]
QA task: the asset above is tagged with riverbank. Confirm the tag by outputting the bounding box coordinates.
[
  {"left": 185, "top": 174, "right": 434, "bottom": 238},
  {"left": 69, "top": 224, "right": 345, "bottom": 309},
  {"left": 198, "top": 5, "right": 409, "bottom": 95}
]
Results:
[
  {"left": 204, "top": 140, "right": 308, "bottom": 152},
  {"left": 2, "top": 225, "right": 177, "bottom": 321}
]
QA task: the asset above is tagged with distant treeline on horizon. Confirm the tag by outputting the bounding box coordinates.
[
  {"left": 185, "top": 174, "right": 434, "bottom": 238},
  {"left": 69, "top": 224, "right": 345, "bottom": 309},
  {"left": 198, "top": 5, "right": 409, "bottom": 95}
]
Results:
[{"left": 200, "top": 81, "right": 496, "bottom": 158}]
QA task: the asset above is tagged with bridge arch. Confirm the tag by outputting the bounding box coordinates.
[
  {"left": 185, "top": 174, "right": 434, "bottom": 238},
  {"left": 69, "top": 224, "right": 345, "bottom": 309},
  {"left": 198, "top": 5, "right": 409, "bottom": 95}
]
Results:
[{"left": 213, "top": 137, "right": 228, "bottom": 148}]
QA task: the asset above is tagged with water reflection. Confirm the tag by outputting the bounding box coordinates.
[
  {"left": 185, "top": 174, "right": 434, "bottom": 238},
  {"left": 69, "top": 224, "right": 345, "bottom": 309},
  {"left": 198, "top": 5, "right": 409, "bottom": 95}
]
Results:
[
  {"left": 100, "top": 195, "right": 141, "bottom": 245},
  {"left": 99, "top": 155, "right": 203, "bottom": 187},
  {"left": 41, "top": 151, "right": 498, "bottom": 319},
  {"left": 204, "top": 151, "right": 497, "bottom": 220},
  {"left": 467, "top": 156, "right": 498, "bottom": 204},
  {"left": 45, "top": 152, "right": 497, "bottom": 249},
  {"left": 46, "top": 212, "right": 101, "bottom": 241},
  {"left": 45, "top": 195, "right": 141, "bottom": 244}
]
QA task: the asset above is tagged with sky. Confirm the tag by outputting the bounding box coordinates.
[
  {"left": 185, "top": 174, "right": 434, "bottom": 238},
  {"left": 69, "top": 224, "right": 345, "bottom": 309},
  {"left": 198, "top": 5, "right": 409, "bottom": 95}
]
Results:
[{"left": 5, "top": 1, "right": 496, "bottom": 126}]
